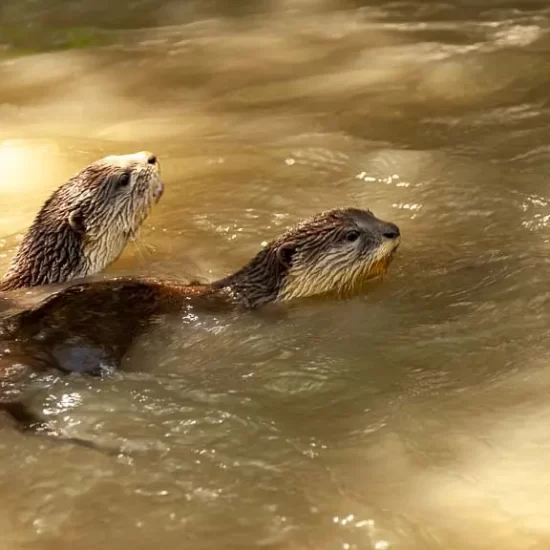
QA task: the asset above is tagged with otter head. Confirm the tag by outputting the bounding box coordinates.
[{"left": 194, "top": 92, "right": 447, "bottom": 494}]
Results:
[
  {"left": 0, "top": 151, "right": 164, "bottom": 291},
  {"left": 220, "top": 208, "right": 400, "bottom": 308}
]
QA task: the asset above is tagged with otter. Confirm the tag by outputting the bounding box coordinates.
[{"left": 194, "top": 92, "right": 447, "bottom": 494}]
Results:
[
  {"left": 0, "top": 207, "right": 400, "bottom": 441},
  {"left": 0, "top": 151, "right": 164, "bottom": 292},
  {"left": 3, "top": 207, "right": 400, "bottom": 369}
]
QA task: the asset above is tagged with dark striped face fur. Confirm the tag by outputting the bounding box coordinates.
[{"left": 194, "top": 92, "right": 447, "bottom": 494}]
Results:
[
  {"left": 220, "top": 208, "right": 401, "bottom": 308},
  {"left": 0, "top": 151, "right": 163, "bottom": 291}
]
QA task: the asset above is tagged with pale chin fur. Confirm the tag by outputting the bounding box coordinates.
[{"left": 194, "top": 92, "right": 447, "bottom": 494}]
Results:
[{"left": 277, "top": 238, "right": 400, "bottom": 302}]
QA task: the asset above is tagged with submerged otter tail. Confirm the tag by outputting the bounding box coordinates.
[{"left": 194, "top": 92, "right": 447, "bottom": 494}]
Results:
[{"left": 1, "top": 400, "right": 121, "bottom": 455}]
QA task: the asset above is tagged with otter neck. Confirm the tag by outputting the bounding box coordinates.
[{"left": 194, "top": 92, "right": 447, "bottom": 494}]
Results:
[{"left": 211, "top": 247, "right": 288, "bottom": 309}]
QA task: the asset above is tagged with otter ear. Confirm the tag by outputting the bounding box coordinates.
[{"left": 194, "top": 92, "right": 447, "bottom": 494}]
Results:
[
  {"left": 68, "top": 209, "right": 86, "bottom": 234},
  {"left": 276, "top": 243, "right": 296, "bottom": 269}
]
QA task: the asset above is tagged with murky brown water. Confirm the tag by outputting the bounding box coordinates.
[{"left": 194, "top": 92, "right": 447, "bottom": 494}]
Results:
[{"left": 2, "top": 0, "right": 550, "bottom": 548}]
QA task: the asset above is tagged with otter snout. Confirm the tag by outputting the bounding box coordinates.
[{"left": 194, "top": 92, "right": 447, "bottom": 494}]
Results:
[
  {"left": 137, "top": 150, "right": 163, "bottom": 201},
  {"left": 381, "top": 222, "right": 400, "bottom": 241},
  {"left": 135, "top": 150, "right": 160, "bottom": 171}
]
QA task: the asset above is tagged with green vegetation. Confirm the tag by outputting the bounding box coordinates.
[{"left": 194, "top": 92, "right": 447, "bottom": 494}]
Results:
[{"left": 0, "top": 26, "right": 111, "bottom": 56}]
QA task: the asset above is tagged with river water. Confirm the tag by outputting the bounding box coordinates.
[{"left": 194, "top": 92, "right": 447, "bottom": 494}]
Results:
[{"left": 2, "top": 1, "right": 550, "bottom": 548}]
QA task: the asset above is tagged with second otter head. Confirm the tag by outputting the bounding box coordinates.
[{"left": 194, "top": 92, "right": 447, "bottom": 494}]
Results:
[
  {"left": 275, "top": 208, "right": 400, "bottom": 301},
  {"left": 77, "top": 151, "right": 163, "bottom": 245},
  {"left": 0, "top": 151, "right": 164, "bottom": 291},
  {"left": 222, "top": 208, "right": 400, "bottom": 307}
]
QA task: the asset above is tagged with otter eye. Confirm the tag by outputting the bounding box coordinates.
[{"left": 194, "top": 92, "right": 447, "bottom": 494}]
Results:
[
  {"left": 345, "top": 230, "right": 360, "bottom": 243},
  {"left": 117, "top": 172, "right": 131, "bottom": 188}
]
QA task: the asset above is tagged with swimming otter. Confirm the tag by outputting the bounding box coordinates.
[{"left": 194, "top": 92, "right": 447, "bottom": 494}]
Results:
[
  {"left": 0, "top": 207, "right": 400, "bottom": 442},
  {"left": 2, "top": 207, "right": 400, "bottom": 372},
  {"left": 0, "top": 151, "right": 164, "bottom": 292}
]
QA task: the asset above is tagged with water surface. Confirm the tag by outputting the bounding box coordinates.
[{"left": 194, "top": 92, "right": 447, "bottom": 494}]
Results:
[{"left": 2, "top": 1, "right": 550, "bottom": 549}]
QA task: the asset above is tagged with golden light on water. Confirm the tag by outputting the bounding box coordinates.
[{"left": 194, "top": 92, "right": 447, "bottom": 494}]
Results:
[
  {"left": 0, "top": 139, "right": 61, "bottom": 195},
  {"left": 0, "top": 141, "right": 31, "bottom": 193},
  {"left": 0, "top": 139, "right": 66, "bottom": 235}
]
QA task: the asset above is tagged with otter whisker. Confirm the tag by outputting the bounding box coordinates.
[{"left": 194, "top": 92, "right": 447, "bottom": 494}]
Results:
[{"left": 130, "top": 232, "right": 148, "bottom": 264}]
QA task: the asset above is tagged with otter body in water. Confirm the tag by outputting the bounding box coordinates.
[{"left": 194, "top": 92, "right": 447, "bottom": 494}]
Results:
[
  {"left": 0, "top": 207, "right": 400, "bottom": 442},
  {"left": 0, "top": 151, "right": 164, "bottom": 292},
  {"left": 3, "top": 207, "right": 400, "bottom": 373}
]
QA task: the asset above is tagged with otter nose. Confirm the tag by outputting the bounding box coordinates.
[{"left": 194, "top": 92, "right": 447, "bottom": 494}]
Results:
[{"left": 382, "top": 223, "right": 400, "bottom": 240}]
